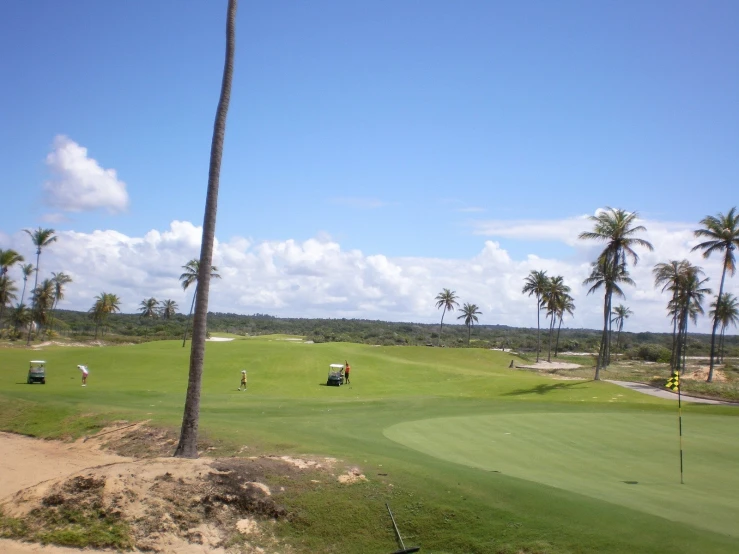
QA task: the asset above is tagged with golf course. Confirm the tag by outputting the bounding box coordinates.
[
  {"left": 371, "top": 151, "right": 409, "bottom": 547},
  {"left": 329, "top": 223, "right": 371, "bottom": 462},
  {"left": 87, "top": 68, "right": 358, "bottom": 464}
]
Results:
[{"left": 1, "top": 336, "right": 738, "bottom": 553}]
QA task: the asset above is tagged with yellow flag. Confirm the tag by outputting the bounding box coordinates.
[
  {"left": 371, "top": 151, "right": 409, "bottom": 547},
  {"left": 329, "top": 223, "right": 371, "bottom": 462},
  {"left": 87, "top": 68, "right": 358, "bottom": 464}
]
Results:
[{"left": 665, "top": 371, "right": 680, "bottom": 391}]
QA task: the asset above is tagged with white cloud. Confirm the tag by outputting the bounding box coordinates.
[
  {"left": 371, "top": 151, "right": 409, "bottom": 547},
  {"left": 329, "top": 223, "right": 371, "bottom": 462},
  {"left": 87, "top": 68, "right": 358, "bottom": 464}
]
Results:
[
  {"left": 42, "top": 135, "right": 129, "bottom": 213},
  {"left": 1, "top": 217, "right": 737, "bottom": 334}
]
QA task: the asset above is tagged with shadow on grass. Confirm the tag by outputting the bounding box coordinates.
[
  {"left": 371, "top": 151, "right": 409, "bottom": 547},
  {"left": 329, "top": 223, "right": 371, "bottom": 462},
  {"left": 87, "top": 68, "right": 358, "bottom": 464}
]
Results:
[{"left": 502, "top": 381, "right": 590, "bottom": 396}]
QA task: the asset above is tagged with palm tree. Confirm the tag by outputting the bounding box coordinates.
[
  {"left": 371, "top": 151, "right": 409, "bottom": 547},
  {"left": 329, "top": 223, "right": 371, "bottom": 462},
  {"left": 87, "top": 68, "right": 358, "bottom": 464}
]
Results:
[
  {"left": 0, "top": 276, "right": 18, "bottom": 328},
  {"left": 31, "top": 279, "right": 56, "bottom": 337},
  {"left": 670, "top": 265, "right": 711, "bottom": 374},
  {"left": 583, "top": 258, "right": 635, "bottom": 380},
  {"left": 522, "top": 270, "right": 549, "bottom": 362},
  {"left": 457, "top": 302, "right": 482, "bottom": 345},
  {"left": 24, "top": 227, "right": 57, "bottom": 345},
  {"left": 49, "top": 271, "right": 72, "bottom": 333},
  {"left": 139, "top": 297, "right": 159, "bottom": 319},
  {"left": 434, "top": 288, "right": 459, "bottom": 346},
  {"left": 180, "top": 259, "right": 221, "bottom": 346},
  {"left": 18, "top": 263, "right": 34, "bottom": 308},
  {"left": 692, "top": 207, "right": 739, "bottom": 382},
  {"left": 0, "top": 248, "right": 24, "bottom": 276},
  {"left": 710, "top": 293, "right": 739, "bottom": 364},
  {"left": 654, "top": 260, "right": 689, "bottom": 369},
  {"left": 579, "top": 208, "right": 653, "bottom": 371},
  {"left": 160, "top": 299, "right": 179, "bottom": 320},
  {"left": 89, "top": 292, "right": 121, "bottom": 339},
  {"left": 610, "top": 305, "right": 632, "bottom": 354},
  {"left": 9, "top": 303, "right": 32, "bottom": 333},
  {"left": 541, "top": 276, "right": 570, "bottom": 362},
  {"left": 175, "top": 0, "right": 237, "bottom": 459},
  {"left": 554, "top": 294, "right": 575, "bottom": 357}
]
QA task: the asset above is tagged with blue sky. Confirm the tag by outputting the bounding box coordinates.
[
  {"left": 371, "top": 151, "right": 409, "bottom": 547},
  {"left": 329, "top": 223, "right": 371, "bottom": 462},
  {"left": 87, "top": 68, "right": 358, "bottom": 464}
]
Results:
[{"left": 1, "top": 1, "right": 738, "bottom": 333}]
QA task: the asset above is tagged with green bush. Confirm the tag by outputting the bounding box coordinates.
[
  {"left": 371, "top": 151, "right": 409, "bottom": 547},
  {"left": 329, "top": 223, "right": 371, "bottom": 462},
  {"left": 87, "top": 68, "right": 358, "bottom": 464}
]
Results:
[{"left": 631, "top": 345, "right": 671, "bottom": 363}]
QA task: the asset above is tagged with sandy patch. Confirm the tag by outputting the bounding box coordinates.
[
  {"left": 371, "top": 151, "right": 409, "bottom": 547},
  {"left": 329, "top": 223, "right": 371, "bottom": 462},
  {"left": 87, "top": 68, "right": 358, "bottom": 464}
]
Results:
[
  {"left": 0, "top": 430, "right": 298, "bottom": 554},
  {"left": 265, "top": 455, "right": 337, "bottom": 470},
  {"left": 337, "top": 468, "right": 366, "bottom": 485},
  {"left": 206, "top": 337, "right": 234, "bottom": 342},
  {"left": 516, "top": 361, "right": 582, "bottom": 370}
]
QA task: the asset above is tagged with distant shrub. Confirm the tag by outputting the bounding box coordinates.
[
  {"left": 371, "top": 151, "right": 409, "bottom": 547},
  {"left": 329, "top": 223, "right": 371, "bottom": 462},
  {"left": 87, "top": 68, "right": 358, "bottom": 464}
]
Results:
[{"left": 630, "top": 345, "right": 671, "bottom": 363}]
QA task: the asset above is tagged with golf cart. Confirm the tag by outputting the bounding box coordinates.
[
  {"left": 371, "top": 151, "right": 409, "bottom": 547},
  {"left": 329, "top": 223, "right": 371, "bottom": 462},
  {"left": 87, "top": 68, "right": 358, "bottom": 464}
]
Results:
[
  {"left": 27, "top": 360, "right": 46, "bottom": 384},
  {"left": 327, "top": 364, "right": 344, "bottom": 386}
]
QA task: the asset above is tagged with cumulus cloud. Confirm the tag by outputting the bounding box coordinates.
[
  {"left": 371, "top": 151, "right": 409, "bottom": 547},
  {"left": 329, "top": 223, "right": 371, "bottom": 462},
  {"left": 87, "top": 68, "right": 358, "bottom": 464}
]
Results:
[
  {"left": 42, "top": 135, "right": 129, "bottom": 213},
  {"left": 0, "top": 217, "right": 736, "bottom": 334}
]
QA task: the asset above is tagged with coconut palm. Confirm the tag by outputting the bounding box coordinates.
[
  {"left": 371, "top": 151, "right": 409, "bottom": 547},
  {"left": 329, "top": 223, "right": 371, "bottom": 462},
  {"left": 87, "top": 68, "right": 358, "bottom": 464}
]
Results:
[
  {"left": 541, "top": 276, "right": 570, "bottom": 362},
  {"left": 139, "top": 297, "right": 159, "bottom": 319},
  {"left": 0, "top": 248, "right": 24, "bottom": 276},
  {"left": 175, "top": 0, "right": 237, "bottom": 459},
  {"left": 24, "top": 227, "right": 57, "bottom": 345},
  {"left": 160, "top": 299, "right": 179, "bottom": 320},
  {"left": 89, "top": 292, "right": 121, "bottom": 339},
  {"left": 180, "top": 259, "right": 221, "bottom": 347},
  {"left": 583, "top": 258, "right": 635, "bottom": 379},
  {"left": 9, "top": 303, "right": 32, "bottom": 333},
  {"left": 49, "top": 271, "right": 72, "bottom": 333},
  {"left": 18, "top": 264, "right": 34, "bottom": 308},
  {"left": 554, "top": 294, "right": 575, "bottom": 357},
  {"left": 434, "top": 288, "right": 459, "bottom": 346},
  {"left": 579, "top": 208, "right": 653, "bottom": 371},
  {"left": 654, "top": 260, "right": 689, "bottom": 369},
  {"left": 692, "top": 207, "right": 739, "bottom": 382},
  {"left": 709, "top": 293, "right": 739, "bottom": 364},
  {"left": 30, "top": 279, "right": 56, "bottom": 337},
  {"left": 522, "top": 270, "right": 549, "bottom": 362},
  {"left": 610, "top": 305, "right": 632, "bottom": 354},
  {"left": 0, "top": 276, "right": 18, "bottom": 328},
  {"left": 669, "top": 265, "right": 710, "bottom": 374},
  {"left": 457, "top": 302, "right": 482, "bottom": 345}
]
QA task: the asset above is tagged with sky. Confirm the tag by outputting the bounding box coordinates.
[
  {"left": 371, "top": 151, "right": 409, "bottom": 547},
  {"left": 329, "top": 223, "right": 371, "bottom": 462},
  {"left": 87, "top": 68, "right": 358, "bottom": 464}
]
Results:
[{"left": 1, "top": 0, "right": 738, "bottom": 334}]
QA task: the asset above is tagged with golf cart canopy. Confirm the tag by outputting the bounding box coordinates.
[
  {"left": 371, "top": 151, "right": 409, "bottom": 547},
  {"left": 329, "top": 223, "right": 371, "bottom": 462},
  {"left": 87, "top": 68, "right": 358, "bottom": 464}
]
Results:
[
  {"left": 329, "top": 364, "right": 344, "bottom": 369},
  {"left": 30, "top": 360, "right": 46, "bottom": 365}
]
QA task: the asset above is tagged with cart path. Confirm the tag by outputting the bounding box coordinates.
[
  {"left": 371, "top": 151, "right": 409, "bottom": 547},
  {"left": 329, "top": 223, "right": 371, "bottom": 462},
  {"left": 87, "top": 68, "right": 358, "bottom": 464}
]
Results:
[{"left": 605, "top": 380, "right": 739, "bottom": 405}]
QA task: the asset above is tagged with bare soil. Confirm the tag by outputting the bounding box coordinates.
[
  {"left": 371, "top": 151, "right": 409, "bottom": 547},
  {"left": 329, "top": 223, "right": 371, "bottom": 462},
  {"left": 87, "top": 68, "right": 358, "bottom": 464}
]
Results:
[{"left": 0, "top": 424, "right": 355, "bottom": 553}]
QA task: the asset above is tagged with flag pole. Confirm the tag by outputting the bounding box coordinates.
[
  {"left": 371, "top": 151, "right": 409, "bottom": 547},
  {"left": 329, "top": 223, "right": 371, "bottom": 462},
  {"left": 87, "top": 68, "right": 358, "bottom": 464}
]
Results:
[{"left": 678, "top": 375, "right": 684, "bottom": 485}]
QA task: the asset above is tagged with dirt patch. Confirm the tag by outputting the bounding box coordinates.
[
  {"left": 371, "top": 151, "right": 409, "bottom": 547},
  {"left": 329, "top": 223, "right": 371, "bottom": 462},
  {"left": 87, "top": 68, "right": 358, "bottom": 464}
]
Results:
[
  {"left": 337, "top": 468, "right": 366, "bottom": 485},
  {"left": 688, "top": 365, "right": 728, "bottom": 382},
  {"left": 1, "top": 426, "right": 350, "bottom": 553}
]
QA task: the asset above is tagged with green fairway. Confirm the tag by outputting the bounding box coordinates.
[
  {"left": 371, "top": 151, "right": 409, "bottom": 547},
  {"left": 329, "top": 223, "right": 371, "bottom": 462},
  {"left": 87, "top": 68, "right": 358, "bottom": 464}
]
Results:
[{"left": 1, "top": 339, "right": 738, "bottom": 553}]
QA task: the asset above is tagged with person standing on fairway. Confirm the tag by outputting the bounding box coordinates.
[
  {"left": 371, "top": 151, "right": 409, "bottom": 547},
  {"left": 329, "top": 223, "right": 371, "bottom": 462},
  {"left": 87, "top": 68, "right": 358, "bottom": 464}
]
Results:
[
  {"left": 78, "top": 364, "right": 89, "bottom": 386},
  {"left": 239, "top": 370, "right": 247, "bottom": 391},
  {"left": 344, "top": 360, "right": 351, "bottom": 384}
]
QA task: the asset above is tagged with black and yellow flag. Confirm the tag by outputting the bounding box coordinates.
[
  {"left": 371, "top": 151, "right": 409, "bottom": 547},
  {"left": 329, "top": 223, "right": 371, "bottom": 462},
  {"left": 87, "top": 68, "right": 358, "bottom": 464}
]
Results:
[{"left": 666, "top": 371, "right": 680, "bottom": 391}]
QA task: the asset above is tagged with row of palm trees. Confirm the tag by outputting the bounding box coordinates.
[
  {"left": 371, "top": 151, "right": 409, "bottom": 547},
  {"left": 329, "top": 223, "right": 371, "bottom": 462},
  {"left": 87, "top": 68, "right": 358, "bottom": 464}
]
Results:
[
  {"left": 522, "top": 207, "right": 739, "bottom": 382},
  {"left": 522, "top": 271, "right": 576, "bottom": 363},
  {"left": 434, "top": 288, "right": 482, "bottom": 345},
  {"left": 0, "top": 228, "right": 71, "bottom": 342}
]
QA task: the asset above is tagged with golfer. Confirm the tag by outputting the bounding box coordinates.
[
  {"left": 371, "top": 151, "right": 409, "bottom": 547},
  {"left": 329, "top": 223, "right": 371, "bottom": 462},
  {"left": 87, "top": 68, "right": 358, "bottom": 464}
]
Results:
[
  {"left": 78, "top": 364, "right": 89, "bottom": 386},
  {"left": 344, "top": 360, "right": 351, "bottom": 384},
  {"left": 239, "top": 370, "right": 247, "bottom": 391}
]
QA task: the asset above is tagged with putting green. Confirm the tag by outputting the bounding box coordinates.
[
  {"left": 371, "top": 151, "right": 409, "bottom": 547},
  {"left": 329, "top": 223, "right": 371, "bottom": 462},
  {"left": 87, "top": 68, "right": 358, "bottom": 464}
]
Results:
[{"left": 384, "top": 412, "right": 739, "bottom": 537}]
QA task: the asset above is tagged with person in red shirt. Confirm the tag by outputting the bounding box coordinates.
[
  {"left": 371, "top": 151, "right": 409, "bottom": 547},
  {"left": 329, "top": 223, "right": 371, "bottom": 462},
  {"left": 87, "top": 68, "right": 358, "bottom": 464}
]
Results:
[{"left": 344, "top": 360, "right": 351, "bottom": 384}]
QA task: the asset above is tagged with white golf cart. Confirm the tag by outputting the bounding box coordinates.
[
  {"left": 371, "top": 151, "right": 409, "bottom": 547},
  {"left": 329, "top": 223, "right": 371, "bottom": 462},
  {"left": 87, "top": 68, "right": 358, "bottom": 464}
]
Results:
[
  {"left": 327, "top": 364, "right": 344, "bottom": 386},
  {"left": 27, "top": 360, "right": 46, "bottom": 384}
]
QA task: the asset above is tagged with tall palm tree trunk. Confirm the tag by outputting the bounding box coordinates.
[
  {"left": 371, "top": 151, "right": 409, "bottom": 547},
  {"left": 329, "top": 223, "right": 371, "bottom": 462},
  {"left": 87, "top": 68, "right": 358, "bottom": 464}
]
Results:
[
  {"left": 670, "top": 314, "right": 679, "bottom": 370},
  {"left": 182, "top": 288, "right": 197, "bottom": 347},
  {"left": 175, "top": 0, "right": 237, "bottom": 459},
  {"left": 555, "top": 317, "right": 563, "bottom": 357},
  {"left": 547, "top": 314, "right": 555, "bottom": 362},
  {"left": 26, "top": 252, "right": 41, "bottom": 346},
  {"left": 535, "top": 294, "right": 541, "bottom": 362},
  {"left": 438, "top": 307, "right": 446, "bottom": 347},
  {"left": 595, "top": 286, "right": 611, "bottom": 380},
  {"left": 707, "top": 266, "right": 727, "bottom": 382},
  {"left": 467, "top": 323, "right": 471, "bottom": 345}
]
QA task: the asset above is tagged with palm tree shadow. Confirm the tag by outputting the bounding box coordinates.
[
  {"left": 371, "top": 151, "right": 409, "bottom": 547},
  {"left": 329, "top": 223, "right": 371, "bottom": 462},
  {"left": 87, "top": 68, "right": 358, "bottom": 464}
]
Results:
[{"left": 502, "top": 381, "right": 588, "bottom": 396}]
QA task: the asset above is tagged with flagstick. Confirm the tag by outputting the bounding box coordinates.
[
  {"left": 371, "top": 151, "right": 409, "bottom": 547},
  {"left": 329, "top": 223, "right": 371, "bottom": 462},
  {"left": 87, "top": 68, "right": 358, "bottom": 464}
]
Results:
[{"left": 678, "top": 378, "right": 684, "bottom": 485}]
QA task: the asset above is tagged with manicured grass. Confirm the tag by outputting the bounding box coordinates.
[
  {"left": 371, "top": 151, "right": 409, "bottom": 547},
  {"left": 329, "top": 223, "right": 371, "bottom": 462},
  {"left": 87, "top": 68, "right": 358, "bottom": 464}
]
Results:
[{"left": 1, "top": 340, "right": 738, "bottom": 553}]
